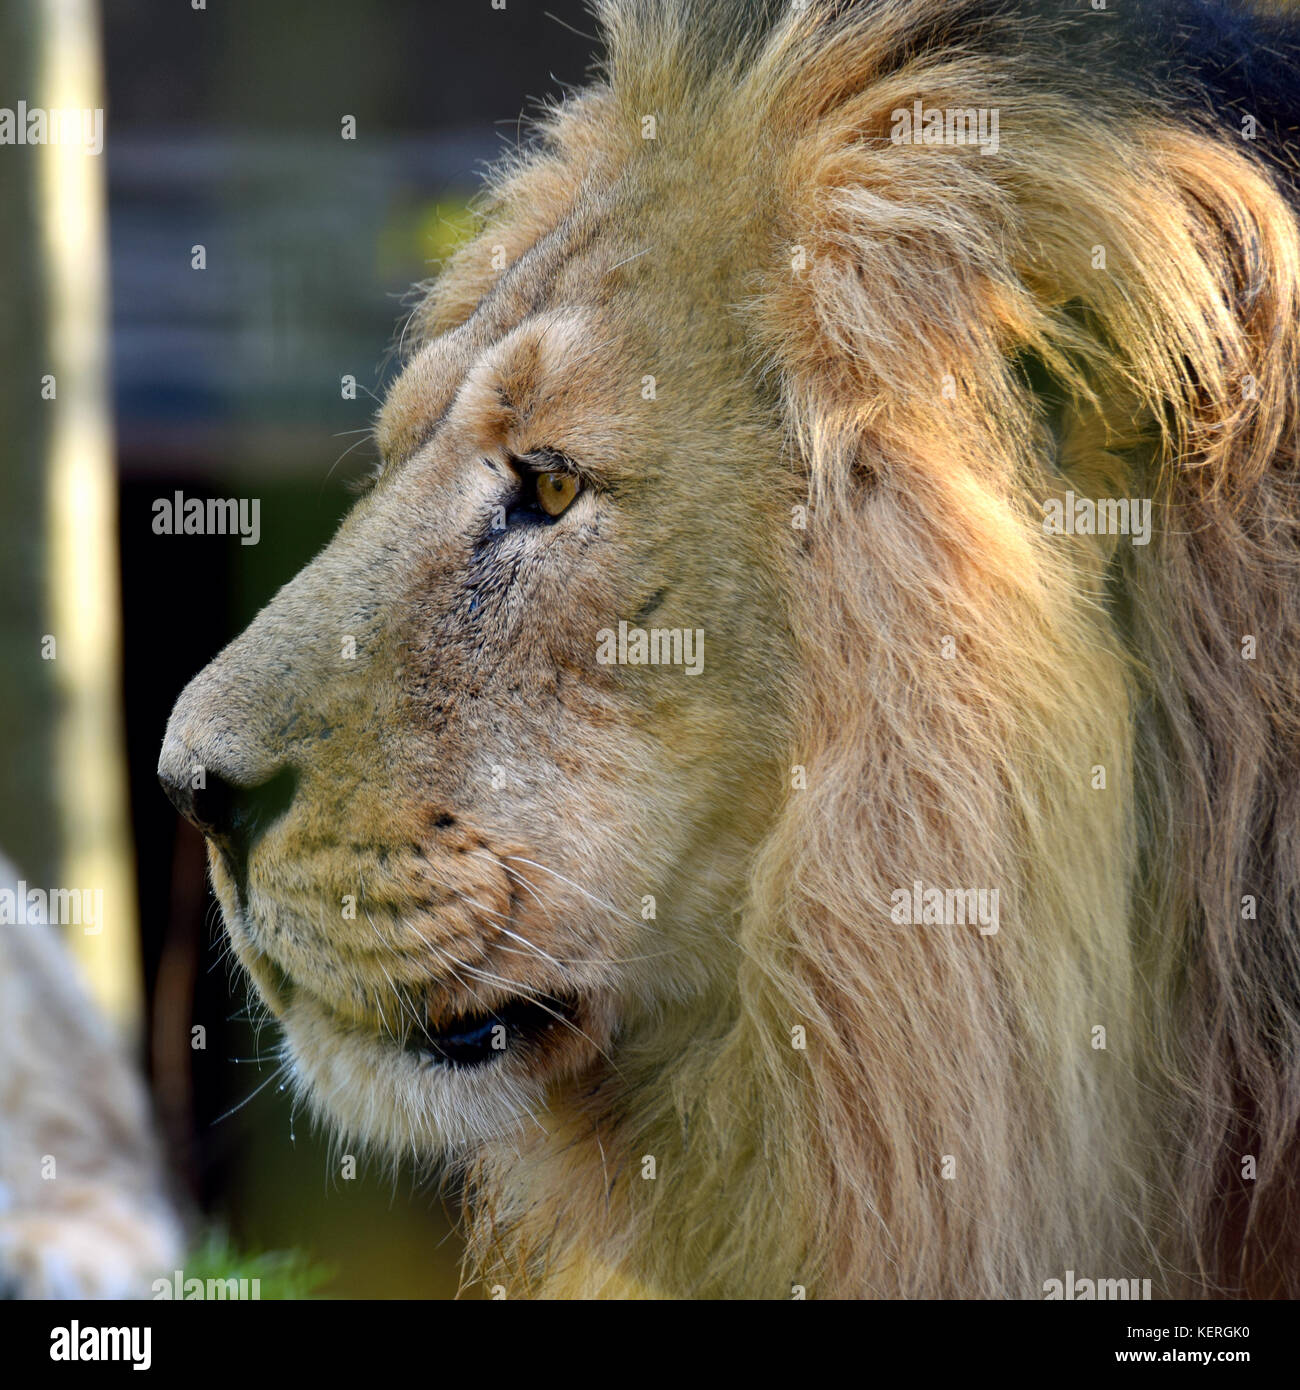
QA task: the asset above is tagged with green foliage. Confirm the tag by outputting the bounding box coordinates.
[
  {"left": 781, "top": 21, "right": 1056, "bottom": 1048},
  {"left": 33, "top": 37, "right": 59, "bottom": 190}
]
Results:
[{"left": 182, "top": 1231, "right": 336, "bottom": 1300}]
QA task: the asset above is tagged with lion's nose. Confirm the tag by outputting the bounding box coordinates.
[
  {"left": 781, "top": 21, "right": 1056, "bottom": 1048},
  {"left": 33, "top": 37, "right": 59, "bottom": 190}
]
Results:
[
  {"left": 159, "top": 655, "right": 301, "bottom": 889},
  {"left": 157, "top": 764, "right": 213, "bottom": 831},
  {"left": 158, "top": 762, "right": 297, "bottom": 845},
  {"left": 158, "top": 753, "right": 298, "bottom": 896}
]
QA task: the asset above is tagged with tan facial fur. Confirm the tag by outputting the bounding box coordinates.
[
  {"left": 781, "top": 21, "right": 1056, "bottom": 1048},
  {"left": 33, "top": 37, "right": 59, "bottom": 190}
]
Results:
[{"left": 162, "top": 253, "right": 796, "bottom": 1158}]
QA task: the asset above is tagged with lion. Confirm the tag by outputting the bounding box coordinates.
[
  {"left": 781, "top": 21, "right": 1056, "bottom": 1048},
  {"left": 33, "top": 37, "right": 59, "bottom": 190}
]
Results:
[
  {"left": 159, "top": 0, "right": 1300, "bottom": 1298},
  {"left": 0, "top": 858, "right": 182, "bottom": 1297}
]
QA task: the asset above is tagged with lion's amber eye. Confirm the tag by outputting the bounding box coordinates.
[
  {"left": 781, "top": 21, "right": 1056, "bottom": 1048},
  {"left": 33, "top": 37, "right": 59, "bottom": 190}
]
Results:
[{"left": 535, "top": 470, "right": 580, "bottom": 517}]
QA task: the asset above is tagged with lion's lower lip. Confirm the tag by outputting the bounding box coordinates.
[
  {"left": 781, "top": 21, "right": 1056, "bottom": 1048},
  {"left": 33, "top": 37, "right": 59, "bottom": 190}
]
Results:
[
  {"left": 263, "top": 953, "right": 584, "bottom": 1070},
  {"left": 409, "top": 993, "right": 579, "bottom": 1068}
]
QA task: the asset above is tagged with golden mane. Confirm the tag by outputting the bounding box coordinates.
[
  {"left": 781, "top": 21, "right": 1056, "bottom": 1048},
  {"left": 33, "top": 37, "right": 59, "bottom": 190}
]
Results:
[{"left": 407, "top": 0, "right": 1300, "bottom": 1297}]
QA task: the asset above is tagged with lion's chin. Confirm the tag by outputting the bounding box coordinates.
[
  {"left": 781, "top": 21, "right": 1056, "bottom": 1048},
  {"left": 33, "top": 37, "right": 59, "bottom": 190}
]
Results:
[
  {"left": 279, "top": 985, "right": 570, "bottom": 1158},
  {"left": 217, "top": 894, "right": 609, "bottom": 1156}
]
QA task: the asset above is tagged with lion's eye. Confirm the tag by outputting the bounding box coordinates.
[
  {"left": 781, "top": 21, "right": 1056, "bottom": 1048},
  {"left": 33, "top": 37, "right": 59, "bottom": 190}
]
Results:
[{"left": 533, "top": 470, "right": 580, "bottom": 517}]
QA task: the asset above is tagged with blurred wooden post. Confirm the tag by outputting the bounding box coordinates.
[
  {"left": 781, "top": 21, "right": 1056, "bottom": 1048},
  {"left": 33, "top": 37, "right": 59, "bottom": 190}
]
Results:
[
  {"left": 34, "top": 0, "right": 142, "bottom": 1037},
  {"left": 0, "top": 2, "right": 60, "bottom": 889}
]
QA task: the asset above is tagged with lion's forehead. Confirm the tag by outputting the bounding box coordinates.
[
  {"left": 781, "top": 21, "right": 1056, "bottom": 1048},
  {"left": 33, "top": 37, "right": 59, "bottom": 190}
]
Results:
[
  {"left": 377, "top": 173, "right": 774, "bottom": 477},
  {"left": 375, "top": 306, "right": 658, "bottom": 492}
]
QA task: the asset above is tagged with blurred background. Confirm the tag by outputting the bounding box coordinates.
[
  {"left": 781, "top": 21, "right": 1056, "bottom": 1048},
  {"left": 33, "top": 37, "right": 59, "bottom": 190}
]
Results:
[{"left": 0, "top": 0, "right": 597, "bottom": 1297}]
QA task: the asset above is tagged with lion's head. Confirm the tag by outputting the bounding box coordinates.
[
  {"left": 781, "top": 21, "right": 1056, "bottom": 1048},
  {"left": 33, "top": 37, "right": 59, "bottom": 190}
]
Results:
[
  {"left": 161, "top": 0, "right": 1300, "bottom": 1297},
  {"left": 161, "top": 270, "right": 797, "bottom": 1156}
]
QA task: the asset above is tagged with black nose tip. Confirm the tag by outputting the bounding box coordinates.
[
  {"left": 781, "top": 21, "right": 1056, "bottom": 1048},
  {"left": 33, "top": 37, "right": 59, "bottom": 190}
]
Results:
[
  {"left": 158, "top": 766, "right": 216, "bottom": 834},
  {"left": 159, "top": 763, "right": 298, "bottom": 883}
]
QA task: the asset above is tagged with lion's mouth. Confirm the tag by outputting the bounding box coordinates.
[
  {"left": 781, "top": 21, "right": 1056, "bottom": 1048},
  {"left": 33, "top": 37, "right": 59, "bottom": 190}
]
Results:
[
  {"left": 270, "top": 961, "right": 582, "bottom": 1070},
  {"left": 231, "top": 922, "right": 585, "bottom": 1072},
  {"left": 404, "top": 993, "right": 580, "bottom": 1069}
]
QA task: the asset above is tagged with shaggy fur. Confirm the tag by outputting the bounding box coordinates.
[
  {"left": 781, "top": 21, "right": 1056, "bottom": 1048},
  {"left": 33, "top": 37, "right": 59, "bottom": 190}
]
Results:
[{"left": 163, "top": 0, "right": 1300, "bottom": 1298}]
